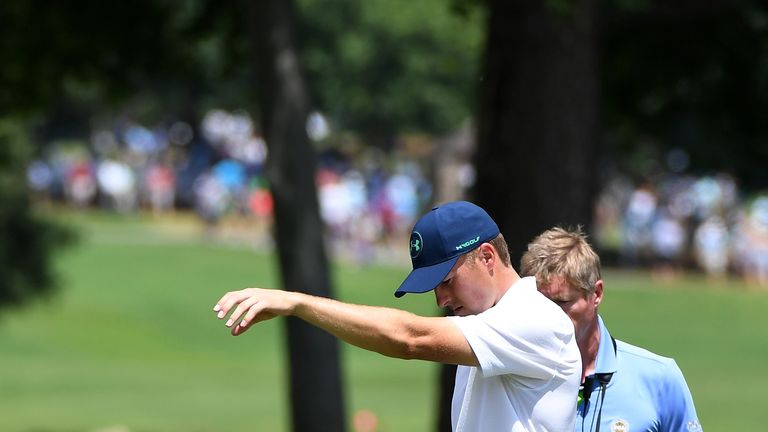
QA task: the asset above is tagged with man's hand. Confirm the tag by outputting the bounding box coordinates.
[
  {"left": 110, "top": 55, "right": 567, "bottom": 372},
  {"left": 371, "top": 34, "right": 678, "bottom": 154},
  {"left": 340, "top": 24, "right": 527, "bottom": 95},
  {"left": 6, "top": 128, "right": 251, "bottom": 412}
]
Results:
[{"left": 213, "top": 288, "right": 297, "bottom": 336}]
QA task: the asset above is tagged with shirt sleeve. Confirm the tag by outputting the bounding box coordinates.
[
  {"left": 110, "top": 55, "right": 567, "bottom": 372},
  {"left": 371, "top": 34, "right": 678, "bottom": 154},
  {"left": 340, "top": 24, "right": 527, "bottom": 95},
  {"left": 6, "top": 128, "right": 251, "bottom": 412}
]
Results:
[
  {"left": 658, "top": 358, "right": 703, "bottom": 432},
  {"left": 448, "top": 290, "right": 578, "bottom": 380}
]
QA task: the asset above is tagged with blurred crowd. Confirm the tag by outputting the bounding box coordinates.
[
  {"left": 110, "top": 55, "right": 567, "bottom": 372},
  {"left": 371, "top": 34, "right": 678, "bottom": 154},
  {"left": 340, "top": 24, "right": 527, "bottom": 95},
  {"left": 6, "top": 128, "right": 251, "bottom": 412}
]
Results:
[
  {"left": 595, "top": 170, "right": 768, "bottom": 286},
  {"left": 26, "top": 109, "right": 433, "bottom": 262},
  {"left": 27, "top": 110, "right": 268, "bottom": 221},
  {"left": 26, "top": 109, "right": 768, "bottom": 285}
]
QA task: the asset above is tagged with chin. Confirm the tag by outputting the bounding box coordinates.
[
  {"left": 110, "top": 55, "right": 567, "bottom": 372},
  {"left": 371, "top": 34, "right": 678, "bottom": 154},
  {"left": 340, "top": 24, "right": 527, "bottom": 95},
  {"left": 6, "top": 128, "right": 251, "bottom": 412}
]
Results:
[{"left": 454, "top": 307, "right": 474, "bottom": 317}]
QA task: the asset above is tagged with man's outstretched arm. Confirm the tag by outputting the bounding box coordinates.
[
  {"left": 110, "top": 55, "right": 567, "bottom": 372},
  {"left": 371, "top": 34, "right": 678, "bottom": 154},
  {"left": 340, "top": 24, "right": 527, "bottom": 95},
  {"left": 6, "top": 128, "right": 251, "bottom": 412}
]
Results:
[{"left": 213, "top": 287, "right": 479, "bottom": 367}]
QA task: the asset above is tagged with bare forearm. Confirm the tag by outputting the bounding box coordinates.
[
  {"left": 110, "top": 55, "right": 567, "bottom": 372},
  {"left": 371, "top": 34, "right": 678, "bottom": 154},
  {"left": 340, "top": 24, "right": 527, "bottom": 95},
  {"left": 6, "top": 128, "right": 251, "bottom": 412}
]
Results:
[
  {"left": 214, "top": 287, "right": 477, "bottom": 366},
  {"left": 292, "top": 292, "right": 427, "bottom": 359}
]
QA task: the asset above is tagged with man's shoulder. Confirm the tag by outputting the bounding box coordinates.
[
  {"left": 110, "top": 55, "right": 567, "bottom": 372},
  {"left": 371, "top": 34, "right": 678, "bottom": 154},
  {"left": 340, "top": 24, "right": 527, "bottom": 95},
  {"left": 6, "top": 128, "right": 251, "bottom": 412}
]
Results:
[
  {"left": 496, "top": 280, "right": 574, "bottom": 331},
  {"left": 612, "top": 338, "right": 699, "bottom": 421},
  {"left": 615, "top": 339, "right": 683, "bottom": 377},
  {"left": 616, "top": 339, "right": 674, "bottom": 362}
]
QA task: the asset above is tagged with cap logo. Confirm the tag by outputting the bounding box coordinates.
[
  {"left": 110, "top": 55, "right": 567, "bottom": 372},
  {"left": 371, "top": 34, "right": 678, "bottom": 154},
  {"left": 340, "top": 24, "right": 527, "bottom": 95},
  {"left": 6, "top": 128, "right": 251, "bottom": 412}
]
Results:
[
  {"left": 455, "top": 235, "right": 480, "bottom": 251},
  {"left": 410, "top": 232, "right": 423, "bottom": 259}
]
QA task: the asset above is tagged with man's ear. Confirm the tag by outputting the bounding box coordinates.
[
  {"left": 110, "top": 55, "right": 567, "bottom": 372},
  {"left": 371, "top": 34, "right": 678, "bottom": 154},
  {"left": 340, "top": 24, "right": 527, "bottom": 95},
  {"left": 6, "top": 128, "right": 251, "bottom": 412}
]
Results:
[
  {"left": 594, "top": 280, "right": 604, "bottom": 306},
  {"left": 479, "top": 243, "right": 495, "bottom": 269}
]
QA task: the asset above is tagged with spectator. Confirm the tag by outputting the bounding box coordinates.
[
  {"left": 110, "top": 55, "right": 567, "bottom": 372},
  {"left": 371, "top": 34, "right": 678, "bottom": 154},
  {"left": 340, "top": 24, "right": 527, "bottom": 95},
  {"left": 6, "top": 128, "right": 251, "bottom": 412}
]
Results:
[
  {"left": 650, "top": 208, "right": 687, "bottom": 280},
  {"left": 64, "top": 159, "right": 96, "bottom": 208},
  {"left": 735, "top": 197, "right": 768, "bottom": 286},
  {"left": 522, "top": 227, "right": 702, "bottom": 432},
  {"left": 621, "top": 184, "right": 657, "bottom": 265},
  {"left": 96, "top": 159, "right": 137, "bottom": 213},
  {"left": 693, "top": 216, "right": 730, "bottom": 278},
  {"left": 144, "top": 163, "right": 176, "bottom": 214},
  {"left": 193, "top": 171, "right": 229, "bottom": 232}
]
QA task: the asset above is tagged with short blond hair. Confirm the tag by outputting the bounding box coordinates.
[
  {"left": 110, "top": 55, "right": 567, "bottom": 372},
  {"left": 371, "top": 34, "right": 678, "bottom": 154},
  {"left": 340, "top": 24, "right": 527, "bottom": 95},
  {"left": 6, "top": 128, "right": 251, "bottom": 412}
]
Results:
[{"left": 520, "top": 226, "right": 601, "bottom": 294}]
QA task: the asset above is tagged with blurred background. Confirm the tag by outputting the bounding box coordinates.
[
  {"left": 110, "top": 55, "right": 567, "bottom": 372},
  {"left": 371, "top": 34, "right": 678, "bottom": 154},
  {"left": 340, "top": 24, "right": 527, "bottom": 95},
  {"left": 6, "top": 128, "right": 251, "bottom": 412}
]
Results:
[{"left": 1, "top": 0, "right": 767, "bottom": 431}]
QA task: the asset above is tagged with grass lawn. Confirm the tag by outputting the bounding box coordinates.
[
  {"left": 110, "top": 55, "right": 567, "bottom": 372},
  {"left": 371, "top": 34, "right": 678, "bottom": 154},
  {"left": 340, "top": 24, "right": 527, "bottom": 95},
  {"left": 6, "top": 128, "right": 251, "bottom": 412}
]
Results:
[{"left": 0, "top": 211, "right": 766, "bottom": 431}]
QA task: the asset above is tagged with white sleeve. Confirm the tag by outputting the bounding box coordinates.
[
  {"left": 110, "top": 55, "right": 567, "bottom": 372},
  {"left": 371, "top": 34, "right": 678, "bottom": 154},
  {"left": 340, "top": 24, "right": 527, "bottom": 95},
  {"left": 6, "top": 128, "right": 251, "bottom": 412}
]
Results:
[{"left": 448, "top": 290, "right": 577, "bottom": 380}]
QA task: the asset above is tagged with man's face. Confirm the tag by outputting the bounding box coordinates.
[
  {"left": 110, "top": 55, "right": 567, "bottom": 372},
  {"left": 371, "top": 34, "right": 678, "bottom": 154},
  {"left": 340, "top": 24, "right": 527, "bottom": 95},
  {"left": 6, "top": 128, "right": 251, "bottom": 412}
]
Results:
[
  {"left": 537, "top": 276, "right": 602, "bottom": 343},
  {"left": 433, "top": 254, "right": 495, "bottom": 316}
]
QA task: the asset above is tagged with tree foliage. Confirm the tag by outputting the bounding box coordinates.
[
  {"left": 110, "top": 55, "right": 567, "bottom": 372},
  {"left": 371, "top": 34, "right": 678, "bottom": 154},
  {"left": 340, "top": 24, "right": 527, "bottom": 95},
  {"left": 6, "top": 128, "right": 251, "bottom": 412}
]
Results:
[
  {"left": 601, "top": 1, "right": 768, "bottom": 189},
  {"left": 297, "top": 0, "right": 484, "bottom": 144},
  {"left": 0, "top": 0, "right": 191, "bottom": 311},
  {"left": 0, "top": 0, "right": 189, "bottom": 115},
  {"left": 0, "top": 120, "right": 74, "bottom": 310}
]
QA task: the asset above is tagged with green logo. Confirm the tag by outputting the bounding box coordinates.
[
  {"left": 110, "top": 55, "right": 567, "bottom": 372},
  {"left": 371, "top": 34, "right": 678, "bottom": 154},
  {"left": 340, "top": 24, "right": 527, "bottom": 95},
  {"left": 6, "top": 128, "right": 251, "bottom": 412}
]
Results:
[
  {"left": 410, "top": 232, "right": 423, "bottom": 259},
  {"left": 455, "top": 236, "right": 480, "bottom": 251}
]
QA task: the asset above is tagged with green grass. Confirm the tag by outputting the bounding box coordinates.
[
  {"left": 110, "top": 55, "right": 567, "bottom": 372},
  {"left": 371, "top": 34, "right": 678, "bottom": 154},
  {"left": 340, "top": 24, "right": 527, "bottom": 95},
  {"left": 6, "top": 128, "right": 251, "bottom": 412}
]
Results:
[
  {"left": 597, "top": 271, "right": 768, "bottom": 431},
  {"left": 0, "top": 212, "right": 437, "bottom": 432},
  {"left": 0, "top": 211, "right": 766, "bottom": 431}
]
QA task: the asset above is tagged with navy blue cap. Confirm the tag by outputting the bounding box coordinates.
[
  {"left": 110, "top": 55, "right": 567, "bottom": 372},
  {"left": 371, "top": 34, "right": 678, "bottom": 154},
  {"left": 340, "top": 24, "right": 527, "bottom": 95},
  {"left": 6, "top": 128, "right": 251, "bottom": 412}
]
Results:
[{"left": 395, "top": 201, "right": 500, "bottom": 297}]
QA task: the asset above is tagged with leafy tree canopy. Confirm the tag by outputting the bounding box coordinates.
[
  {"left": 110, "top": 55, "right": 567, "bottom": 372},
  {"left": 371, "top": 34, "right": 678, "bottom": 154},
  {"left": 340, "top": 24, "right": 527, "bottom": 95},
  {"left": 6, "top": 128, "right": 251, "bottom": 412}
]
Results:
[
  {"left": 297, "top": 0, "right": 485, "bottom": 143},
  {"left": 2, "top": 0, "right": 767, "bottom": 183},
  {"left": 0, "top": 120, "right": 74, "bottom": 310},
  {"left": 601, "top": 1, "right": 768, "bottom": 189}
]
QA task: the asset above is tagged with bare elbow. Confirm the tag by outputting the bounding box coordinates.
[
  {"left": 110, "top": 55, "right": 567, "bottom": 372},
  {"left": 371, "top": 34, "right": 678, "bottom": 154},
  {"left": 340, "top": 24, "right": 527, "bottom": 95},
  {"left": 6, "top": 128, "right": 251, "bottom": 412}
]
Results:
[
  {"left": 369, "top": 314, "right": 443, "bottom": 362},
  {"left": 374, "top": 330, "right": 428, "bottom": 360},
  {"left": 390, "top": 332, "right": 434, "bottom": 361},
  {"left": 398, "top": 338, "right": 422, "bottom": 360}
]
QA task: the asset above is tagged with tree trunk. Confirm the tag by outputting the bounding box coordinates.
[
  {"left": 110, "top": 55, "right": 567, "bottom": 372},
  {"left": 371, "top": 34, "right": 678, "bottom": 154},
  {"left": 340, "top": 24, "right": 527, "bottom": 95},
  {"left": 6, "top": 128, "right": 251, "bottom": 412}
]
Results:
[
  {"left": 438, "top": 1, "right": 600, "bottom": 427},
  {"left": 473, "top": 0, "right": 600, "bottom": 266},
  {"left": 246, "top": 1, "right": 346, "bottom": 431},
  {"left": 435, "top": 363, "right": 456, "bottom": 432}
]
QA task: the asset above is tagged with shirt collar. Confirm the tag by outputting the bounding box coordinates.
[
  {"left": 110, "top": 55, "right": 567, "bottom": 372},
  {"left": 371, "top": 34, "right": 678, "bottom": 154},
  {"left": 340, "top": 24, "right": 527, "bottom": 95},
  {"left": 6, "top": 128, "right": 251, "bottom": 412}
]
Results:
[{"left": 593, "top": 315, "right": 618, "bottom": 375}]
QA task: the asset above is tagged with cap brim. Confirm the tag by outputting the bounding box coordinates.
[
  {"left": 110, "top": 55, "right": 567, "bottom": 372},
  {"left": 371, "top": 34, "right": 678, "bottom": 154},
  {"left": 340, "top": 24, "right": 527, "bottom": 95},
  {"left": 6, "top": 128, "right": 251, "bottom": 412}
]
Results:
[{"left": 394, "top": 256, "right": 460, "bottom": 298}]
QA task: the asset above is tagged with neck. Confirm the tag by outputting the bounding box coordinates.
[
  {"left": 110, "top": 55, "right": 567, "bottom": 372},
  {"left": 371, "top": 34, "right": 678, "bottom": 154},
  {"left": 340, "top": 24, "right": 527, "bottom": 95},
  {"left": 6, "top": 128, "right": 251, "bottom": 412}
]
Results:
[
  {"left": 496, "top": 266, "right": 520, "bottom": 297},
  {"left": 578, "top": 317, "right": 601, "bottom": 382}
]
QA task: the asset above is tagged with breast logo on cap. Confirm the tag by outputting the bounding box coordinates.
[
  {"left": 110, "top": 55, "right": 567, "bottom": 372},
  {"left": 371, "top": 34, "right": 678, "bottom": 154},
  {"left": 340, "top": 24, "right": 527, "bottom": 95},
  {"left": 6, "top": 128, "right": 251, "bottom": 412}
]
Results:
[{"left": 410, "top": 232, "right": 423, "bottom": 259}]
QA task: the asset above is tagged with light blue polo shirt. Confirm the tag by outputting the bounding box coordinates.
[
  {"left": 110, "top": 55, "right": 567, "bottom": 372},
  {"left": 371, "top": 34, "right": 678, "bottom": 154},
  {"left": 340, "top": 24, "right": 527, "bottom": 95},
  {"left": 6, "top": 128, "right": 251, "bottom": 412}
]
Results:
[{"left": 577, "top": 316, "right": 703, "bottom": 432}]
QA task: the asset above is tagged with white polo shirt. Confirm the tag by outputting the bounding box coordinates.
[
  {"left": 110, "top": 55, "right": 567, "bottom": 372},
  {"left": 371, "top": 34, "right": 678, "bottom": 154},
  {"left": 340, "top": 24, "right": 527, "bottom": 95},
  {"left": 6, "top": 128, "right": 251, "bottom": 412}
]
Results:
[{"left": 447, "top": 276, "right": 581, "bottom": 431}]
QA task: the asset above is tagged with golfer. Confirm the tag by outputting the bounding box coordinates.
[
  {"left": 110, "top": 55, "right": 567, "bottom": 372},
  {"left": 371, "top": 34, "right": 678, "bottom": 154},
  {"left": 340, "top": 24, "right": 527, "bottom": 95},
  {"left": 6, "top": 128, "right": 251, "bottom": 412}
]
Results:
[
  {"left": 214, "top": 201, "right": 581, "bottom": 431},
  {"left": 521, "top": 227, "right": 702, "bottom": 432}
]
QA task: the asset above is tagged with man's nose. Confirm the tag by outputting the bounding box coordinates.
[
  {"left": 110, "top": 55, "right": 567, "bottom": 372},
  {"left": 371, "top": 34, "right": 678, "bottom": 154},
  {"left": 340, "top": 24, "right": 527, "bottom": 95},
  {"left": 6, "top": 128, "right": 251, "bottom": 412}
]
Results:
[{"left": 434, "top": 285, "right": 449, "bottom": 308}]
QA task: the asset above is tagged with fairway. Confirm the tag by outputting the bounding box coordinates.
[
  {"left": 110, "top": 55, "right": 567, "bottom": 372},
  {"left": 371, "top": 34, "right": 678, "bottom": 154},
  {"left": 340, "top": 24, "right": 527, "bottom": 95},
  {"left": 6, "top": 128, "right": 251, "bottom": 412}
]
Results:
[{"left": 0, "top": 212, "right": 765, "bottom": 431}]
